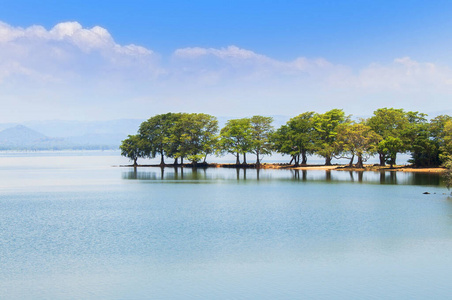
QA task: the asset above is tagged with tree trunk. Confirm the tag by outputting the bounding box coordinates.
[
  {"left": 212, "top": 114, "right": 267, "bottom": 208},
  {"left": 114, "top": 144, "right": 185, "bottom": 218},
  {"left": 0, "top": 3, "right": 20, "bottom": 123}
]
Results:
[
  {"left": 236, "top": 152, "right": 240, "bottom": 165},
  {"left": 388, "top": 154, "right": 396, "bottom": 168},
  {"left": 174, "top": 157, "right": 179, "bottom": 165},
  {"left": 181, "top": 157, "right": 184, "bottom": 165},
  {"left": 294, "top": 155, "right": 299, "bottom": 167},
  {"left": 325, "top": 156, "right": 332, "bottom": 166},
  {"left": 379, "top": 152, "right": 385, "bottom": 166},
  {"left": 160, "top": 151, "right": 165, "bottom": 166},
  {"left": 348, "top": 153, "right": 354, "bottom": 167},
  {"left": 289, "top": 156, "right": 294, "bottom": 165},
  {"left": 243, "top": 153, "right": 247, "bottom": 165},
  {"left": 256, "top": 151, "right": 260, "bottom": 166},
  {"left": 301, "top": 151, "right": 307, "bottom": 165},
  {"left": 356, "top": 155, "right": 364, "bottom": 168},
  {"left": 133, "top": 158, "right": 138, "bottom": 166},
  {"left": 203, "top": 154, "right": 207, "bottom": 163}
]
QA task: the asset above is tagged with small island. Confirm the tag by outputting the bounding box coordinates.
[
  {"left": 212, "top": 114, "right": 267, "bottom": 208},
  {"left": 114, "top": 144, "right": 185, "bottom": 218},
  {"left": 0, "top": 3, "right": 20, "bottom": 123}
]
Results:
[{"left": 120, "top": 108, "right": 452, "bottom": 177}]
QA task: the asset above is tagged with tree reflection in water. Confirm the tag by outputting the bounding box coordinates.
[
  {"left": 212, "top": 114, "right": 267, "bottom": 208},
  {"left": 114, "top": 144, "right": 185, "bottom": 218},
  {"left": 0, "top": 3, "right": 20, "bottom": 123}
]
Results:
[{"left": 121, "top": 167, "right": 444, "bottom": 186}]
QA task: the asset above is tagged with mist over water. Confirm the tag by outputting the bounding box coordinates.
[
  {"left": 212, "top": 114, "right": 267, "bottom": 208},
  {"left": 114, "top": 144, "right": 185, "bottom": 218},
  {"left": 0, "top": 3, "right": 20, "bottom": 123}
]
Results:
[{"left": 0, "top": 152, "right": 451, "bottom": 299}]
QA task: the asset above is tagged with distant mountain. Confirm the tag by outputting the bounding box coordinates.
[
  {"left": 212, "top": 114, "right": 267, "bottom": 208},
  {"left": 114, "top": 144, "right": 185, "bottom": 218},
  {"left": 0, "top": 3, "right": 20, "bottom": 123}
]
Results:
[
  {"left": 0, "top": 124, "right": 121, "bottom": 150},
  {"left": 0, "top": 119, "right": 146, "bottom": 150},
  {"left": 21, "top": 119, "right": 144, "bottom": 138},
  {"left": 0, "top": 125, "right": 48, "bottom": 146}
]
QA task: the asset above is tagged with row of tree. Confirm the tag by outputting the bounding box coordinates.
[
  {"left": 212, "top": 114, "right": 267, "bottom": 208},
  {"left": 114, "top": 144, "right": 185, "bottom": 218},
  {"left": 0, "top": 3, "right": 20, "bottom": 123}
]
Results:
[{"left": 120, "top": 108, "right": 452, "bottom": 168}]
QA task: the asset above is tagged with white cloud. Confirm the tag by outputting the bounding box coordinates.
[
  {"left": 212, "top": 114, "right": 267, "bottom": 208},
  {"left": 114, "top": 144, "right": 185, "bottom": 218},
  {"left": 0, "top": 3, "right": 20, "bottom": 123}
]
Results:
[
  {"left": 0, "top": 22, "right": 24, "bottom": 42},
  {"left": 357, "top": 57, "right": 452, "bottom": 90},
  {"left": 173, "top": 46, "right": 452, "bottom": 91},
  {"left": 175, "top": 45, "right": 270, "bottom": 61},
  {"left": 0, "top": 21, "right": 157, "bottom": 84},
  {"left": 1, "top": 20, "right": 452, "bottom": 122},
  {"left": 172, "top": 45, "right": 345, "bottom": 84}
]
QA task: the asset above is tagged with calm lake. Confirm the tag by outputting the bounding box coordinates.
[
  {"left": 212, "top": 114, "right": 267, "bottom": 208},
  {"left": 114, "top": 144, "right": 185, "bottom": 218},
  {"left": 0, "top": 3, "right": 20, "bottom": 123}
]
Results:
[{"left": 1, "top": 152, "right": 452, "bottom": 299}]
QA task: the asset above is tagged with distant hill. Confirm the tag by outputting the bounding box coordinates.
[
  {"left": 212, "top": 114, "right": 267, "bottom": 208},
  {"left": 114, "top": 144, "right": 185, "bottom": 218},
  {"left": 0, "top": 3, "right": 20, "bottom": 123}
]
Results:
[
  {"left": 0, "top": 125, "right": 48, "bottom": 146},
  {"left": 0, "top": 124, "right": 121, "bottom": 150},
  {"left": 0, "top": 119, "right": 145, "bottom": 150},
  {"left": 21, "top": 119, "right": 144, "bottom": 138}
]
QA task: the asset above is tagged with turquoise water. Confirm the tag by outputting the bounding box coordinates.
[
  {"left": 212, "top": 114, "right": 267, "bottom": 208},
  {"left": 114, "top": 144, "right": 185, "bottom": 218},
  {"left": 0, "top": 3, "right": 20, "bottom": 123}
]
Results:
[{"left": 0, "top": 153, "right": 452, "bottom": 299}]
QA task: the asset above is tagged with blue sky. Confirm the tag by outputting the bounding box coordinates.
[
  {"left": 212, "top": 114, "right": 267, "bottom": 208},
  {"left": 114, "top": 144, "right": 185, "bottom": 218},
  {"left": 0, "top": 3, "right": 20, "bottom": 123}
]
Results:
[{"left": 0, "top": 0, "right": 452, "bottom": 121}]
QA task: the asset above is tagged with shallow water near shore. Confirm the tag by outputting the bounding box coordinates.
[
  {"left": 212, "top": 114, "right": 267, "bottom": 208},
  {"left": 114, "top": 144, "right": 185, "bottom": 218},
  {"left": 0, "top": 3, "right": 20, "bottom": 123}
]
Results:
[{"left": 1, "top": 152, "right": 452, "bottom": 299}]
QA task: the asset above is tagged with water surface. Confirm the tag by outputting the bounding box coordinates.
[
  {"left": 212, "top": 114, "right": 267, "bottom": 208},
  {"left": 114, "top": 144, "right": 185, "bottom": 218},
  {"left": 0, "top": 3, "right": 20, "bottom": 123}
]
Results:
[{"left": 0, "top": 153, "right": 451, "bottom": 299}]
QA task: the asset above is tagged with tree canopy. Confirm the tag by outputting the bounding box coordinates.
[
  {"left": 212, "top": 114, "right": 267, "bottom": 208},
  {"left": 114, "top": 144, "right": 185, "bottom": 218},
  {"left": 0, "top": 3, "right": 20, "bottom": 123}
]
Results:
[
  {"left": 120, "top": 134, "right": 146, "bottom": 166},
  {"left": 121, "top": 109, "right": 452, "bottom": 168},
  {"left": 271, "top": 112, "right": 315, "bottom": 166},
  {"left": 219, "top": 118, "right": 252, "bottom": 165},
  {"left": 335, "top": 123, "right": 381, "bottom": 168},
  {"left": 367, "top": 108, "right": 409, "bottom": 166},
  {"left": 312, "top": 109, "right": 349, "bottom": 165},
  {"left": 249, "top": 115, "right": 274, "bottom": 165}
]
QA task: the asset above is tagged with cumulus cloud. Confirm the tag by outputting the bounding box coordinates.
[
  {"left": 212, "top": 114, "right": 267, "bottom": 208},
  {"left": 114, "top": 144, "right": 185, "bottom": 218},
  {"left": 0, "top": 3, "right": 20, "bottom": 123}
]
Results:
[
  {"left": 172, "top": 45, "right": 351, "bottom": 86},
  {"left": 170, "top": 45, "right": 452, "bottom": 116},
  {"left": 357, "top": 57, "right": 452, "bottom": 90},
  {"left": 175, "top": 45, "right": 273, "bottom": 62},
  {"left": 173, "top": 45, "right": 452, "bottom": 91},
  {"left": 1, "top": 20, "right": 452, "bottom": 121},
  {"left": 0, "top": 21, "right": 152, "bottom": 55},
  {"left": 0, "top": 21, "right": 157, "bottom": 84}
]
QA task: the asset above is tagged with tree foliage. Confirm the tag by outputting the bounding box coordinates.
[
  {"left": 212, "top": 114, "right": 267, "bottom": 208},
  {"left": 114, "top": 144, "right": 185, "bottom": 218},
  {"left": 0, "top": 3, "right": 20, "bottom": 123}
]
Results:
[
  {"left": 138, "top": 113, "right": 180, "bottom": 165},
  {"left": 312, "top": 109, "right": 349, "bottom": 165},
  {"left": 439, "top": 120, "right": 452, "bottom": 162},
  {"left": 367, "top": 108, "right": 409, "bottom": 166},
  {"left": 249, "top": 115, "right": 274, "bottom": 165},
  {"left": 335, "top": 123, "right": 381, "bottom": 168},
  {"left": 121, "top": 109, "right": 452, "bottom": 168},
  {"left": 219, "top": 118, "right": 252, "bottom": 165},
  {"left": 120, "top": 134, "right": 146, "bottom": 166},
  {"left": 178, "top": 113, "right": 219, "bottom": 165},
  {"left": 271, "top": 112, "right": 315, "bottom": 166},
  {"left": 443, "top": 158, "right": 452, "bottom": 192}
]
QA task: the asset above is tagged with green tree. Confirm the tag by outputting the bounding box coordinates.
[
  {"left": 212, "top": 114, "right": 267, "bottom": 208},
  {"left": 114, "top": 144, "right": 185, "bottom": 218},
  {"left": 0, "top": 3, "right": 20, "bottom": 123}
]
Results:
[
  {"left": 120, "top": 134, "right": 146, "bottom": 166},
  {"left": 312, "top": 109, "right": 349, "bottom": 165},
  {"left": 249, "top": 115, "right": 274, "bottom": 166},
  {"left": 271, "top": 124, "right": 295, "bottom": 164},
  {"left": 177, "top": 113, "right": 219, "bottom": 165},
  {"left": 405, "top": 113, "right": 452, "bottom": 167},
  {"left": 271, "top": 112, "right": 315, "bottom": 166},
  {"left": 443, "top": 158, "right": 452, "bottom": 192},
  {"left": 379, "top": 136, "right": 404, "bottom": 168},
  {"left": 367, "top": 108, "right": 409, "bottom": 166},
  {"left": 430, "top": 115, "right": 452, "bottom": 143},
  {"left": 440, "top": 120, "right": 452, "bottom": 162},
  {"left": 159, "top": 113, "right": 183, "bottom": 164},
  {"left": 139, "top": 113, "right": 180, "bottom": 165},
  {"left": 219, "top": 118, "right": 252, "bottom": 165},
  {"left": 404, "top": 112, "right": 447, "bottom": 167},
  {"left": 335, "top": 123, "right": 381, "bottom": 168}
]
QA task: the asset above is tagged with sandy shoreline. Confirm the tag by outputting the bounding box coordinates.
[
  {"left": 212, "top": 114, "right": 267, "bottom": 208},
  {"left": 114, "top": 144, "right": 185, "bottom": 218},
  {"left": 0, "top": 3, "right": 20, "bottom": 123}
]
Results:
[{"left": 118, "top": 163, "right": 446, "bottom": 173}]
